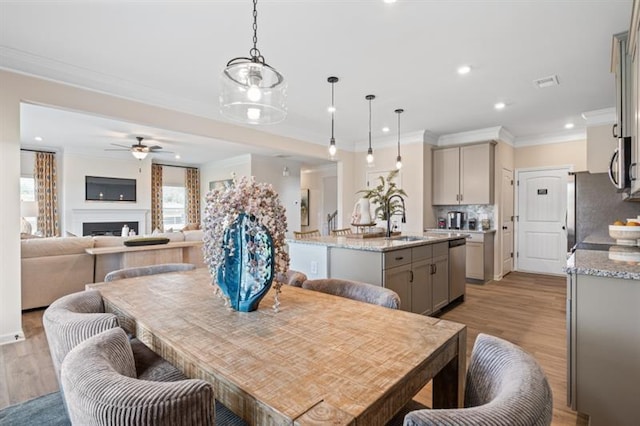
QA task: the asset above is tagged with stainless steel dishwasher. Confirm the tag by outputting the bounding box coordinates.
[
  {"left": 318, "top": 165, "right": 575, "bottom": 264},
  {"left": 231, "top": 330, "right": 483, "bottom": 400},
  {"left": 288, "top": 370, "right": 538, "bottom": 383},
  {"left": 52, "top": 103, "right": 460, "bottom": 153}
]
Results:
[{"left": 448, "top": 238, "right": 466, "bottom": 302}]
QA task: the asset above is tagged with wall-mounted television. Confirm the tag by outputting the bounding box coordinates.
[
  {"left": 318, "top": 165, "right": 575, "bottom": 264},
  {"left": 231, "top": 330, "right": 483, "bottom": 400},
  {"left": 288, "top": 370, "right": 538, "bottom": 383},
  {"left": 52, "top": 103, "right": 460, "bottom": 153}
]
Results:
[{"left": 86, "top": 176, "right": 136, "bottom": 202}]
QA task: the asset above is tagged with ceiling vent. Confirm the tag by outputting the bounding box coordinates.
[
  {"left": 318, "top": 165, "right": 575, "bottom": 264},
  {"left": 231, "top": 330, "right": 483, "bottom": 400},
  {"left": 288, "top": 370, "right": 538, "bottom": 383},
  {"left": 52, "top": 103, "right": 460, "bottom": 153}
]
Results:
[{"left": 533, "top": 75, "right": 559, "bottom": 89}]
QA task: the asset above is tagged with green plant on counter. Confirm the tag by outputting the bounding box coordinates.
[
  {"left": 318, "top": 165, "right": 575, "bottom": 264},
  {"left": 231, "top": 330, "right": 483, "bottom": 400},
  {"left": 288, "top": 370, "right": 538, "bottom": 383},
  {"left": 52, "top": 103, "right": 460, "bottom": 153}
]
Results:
[{"left": 357, "top": 169, "right": 407, "bottom": 221}]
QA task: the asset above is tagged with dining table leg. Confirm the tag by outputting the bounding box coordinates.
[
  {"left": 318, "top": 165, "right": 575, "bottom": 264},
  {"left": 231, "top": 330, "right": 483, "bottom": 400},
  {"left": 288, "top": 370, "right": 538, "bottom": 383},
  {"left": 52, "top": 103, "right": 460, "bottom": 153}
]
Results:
[{"left": 432, "top": 330, "right": 467, "bottom": 408}]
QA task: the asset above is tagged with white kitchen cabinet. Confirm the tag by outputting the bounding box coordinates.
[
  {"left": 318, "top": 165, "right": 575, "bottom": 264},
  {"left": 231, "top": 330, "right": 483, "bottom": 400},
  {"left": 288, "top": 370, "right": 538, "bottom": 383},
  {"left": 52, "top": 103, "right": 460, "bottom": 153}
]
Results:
[{"left": 433, "top": 142, "right": 495, "bottom": 205}]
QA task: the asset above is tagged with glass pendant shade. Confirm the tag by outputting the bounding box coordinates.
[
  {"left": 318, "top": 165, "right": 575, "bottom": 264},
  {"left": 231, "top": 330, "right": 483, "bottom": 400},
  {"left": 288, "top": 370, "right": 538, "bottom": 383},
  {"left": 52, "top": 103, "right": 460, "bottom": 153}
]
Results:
[
  {"left": 220, "top": 62, "right": 287, "bottom": 125},
  {"left": 396, "top": 155, "right": 403, "bottom": 169},
  {"left": 132, "top": 150, "right": 148, "bottom": 160},
  {"left": 329, "top": 139, "right": 337, "bottom": 157},
  {"left": 219, "top": 0, "right": 286, "bottom": 125}
]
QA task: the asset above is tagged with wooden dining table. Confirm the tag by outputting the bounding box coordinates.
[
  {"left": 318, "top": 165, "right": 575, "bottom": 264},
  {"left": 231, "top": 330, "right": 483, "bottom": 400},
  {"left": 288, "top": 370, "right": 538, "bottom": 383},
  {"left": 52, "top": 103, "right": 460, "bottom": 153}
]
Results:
[{"left": 89, "top": 268, "right": 466, "bottom": 425}]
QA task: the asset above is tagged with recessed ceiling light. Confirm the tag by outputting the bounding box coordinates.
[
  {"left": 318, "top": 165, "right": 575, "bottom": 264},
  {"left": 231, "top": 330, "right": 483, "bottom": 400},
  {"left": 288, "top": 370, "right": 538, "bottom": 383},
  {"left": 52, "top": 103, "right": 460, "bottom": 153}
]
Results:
[
  {"left": 175, "top": 154, "right": 181, "bottom": 159},
  {"left": 34, "top": 136, "right": 43, "bottom": 141},
  {"left": 457, "top": 65, "right": 471, "bottom": 75},
  {"left": 382, "top": 127, "right": 390, "bottom": 133},
  {"left": 494, "top": 102, "right": 506, "bottom": 110},
  {"left": 383, "top": 0, "right": 397, "bottom": 3},
  {"left": 327, "top": 106, "right": 336, "bottom": 113},
  {"left": 564, "top": 123, "right": 574, "bottom": 129}
]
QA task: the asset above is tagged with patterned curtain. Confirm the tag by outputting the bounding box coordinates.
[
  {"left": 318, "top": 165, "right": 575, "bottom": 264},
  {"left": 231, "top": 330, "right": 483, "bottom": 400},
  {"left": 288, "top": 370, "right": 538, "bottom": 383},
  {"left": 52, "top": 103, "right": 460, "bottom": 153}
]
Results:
[
  {"left": 151, "top": 163, "right": 163, "bottom": 232},
  {"left": 34, "top": 152, "right": 60, "bottom": 237},
  {"left": 185, "top": 168, "right": 200, "bottom": 225}
]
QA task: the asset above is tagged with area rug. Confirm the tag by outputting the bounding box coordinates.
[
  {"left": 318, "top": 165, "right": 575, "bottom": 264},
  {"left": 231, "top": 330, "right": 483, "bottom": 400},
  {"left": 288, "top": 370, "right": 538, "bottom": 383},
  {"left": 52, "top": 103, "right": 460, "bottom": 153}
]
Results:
[
  {"left": 0, "top": 392, "right": 69, "bottom": 426},
  {"left": 0, "top": 392, "right": 245, "bottom": 426}
]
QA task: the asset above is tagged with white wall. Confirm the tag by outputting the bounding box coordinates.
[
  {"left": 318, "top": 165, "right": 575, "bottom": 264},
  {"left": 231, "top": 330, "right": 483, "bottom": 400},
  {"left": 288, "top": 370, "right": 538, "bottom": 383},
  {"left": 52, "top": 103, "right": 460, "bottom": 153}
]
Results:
[
  {"left": 300, "top": 165, "right": 338, "bottom": 234},
  {"left": 250, "top": 155, "right": 301, "bottom": 237},
  {"left": 200, "top": 154, "right": 252, "bottom": 205},
  {"left": 352, "top": 141, "right": 425, "bottom": 234},
  {"left": 62, "top": 153, "right": 152, "bottom": 234},
  {"left": 1, "top": 79, "right": 23, "bottom": 345}
]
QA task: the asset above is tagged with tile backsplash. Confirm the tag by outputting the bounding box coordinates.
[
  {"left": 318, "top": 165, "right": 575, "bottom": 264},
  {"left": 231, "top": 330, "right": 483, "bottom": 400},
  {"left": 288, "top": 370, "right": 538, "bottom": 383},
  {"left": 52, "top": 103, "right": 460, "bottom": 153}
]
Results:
[{"left": 433, "top": 205, "right": 495, "bottom": 230}]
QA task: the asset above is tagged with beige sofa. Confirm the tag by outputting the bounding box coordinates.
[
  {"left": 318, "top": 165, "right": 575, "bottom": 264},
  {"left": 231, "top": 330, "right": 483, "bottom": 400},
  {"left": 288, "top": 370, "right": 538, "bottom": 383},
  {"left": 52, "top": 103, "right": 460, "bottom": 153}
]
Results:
[{"left": 21, "top": 230, "right": 205, "bottom": 310}]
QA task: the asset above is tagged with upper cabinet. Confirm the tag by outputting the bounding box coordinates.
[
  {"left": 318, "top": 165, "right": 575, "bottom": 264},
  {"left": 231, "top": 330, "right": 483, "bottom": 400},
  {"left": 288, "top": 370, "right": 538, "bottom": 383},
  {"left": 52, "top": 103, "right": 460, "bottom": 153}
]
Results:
[
  {"left": 433, "top": 142, "right": 495, "bottom": 205},
  {"left": 621, "top": 2, "right": 640, "bottom": 196}
]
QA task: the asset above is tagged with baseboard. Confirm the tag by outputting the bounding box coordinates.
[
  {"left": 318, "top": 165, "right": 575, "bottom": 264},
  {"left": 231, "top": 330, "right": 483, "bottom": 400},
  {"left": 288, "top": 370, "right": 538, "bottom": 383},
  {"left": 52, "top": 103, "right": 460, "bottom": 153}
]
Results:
[{"left": 0, "top": 330, "right": 25, "bottom": 346}]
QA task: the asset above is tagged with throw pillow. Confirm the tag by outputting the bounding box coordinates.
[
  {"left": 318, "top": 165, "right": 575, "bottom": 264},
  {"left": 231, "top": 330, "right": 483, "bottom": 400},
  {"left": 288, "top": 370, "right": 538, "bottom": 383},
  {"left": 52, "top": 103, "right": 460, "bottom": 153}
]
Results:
[{"left": 20, "top": 217, "right": 32, "bottom": 235}]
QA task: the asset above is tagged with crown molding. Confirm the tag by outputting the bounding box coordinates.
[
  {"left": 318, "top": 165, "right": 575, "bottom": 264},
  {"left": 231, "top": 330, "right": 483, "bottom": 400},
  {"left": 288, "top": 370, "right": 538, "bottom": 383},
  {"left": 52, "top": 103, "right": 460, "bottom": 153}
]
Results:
[
  {"left": 514, "top": 129, "right": 586, "bottom": 147},
  {"left": 423, "top": 130, "right": 439, "bottom": 145},
  {"left": 437, "top": 126, "right": 514, "bottom": 147},
  {"left": 0, "top": 46, "right": 213, "bottom": 120},
  {"left": 581, "top": 107, "right": 616, "bottom": 126},
  {"left": 353, "top": 130, "right": 426, "bottom": 151}
]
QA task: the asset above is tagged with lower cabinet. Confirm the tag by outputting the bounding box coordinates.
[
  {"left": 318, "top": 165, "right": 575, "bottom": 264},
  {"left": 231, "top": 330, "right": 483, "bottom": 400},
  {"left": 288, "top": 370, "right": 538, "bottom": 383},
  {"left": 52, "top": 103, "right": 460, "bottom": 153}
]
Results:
[
  {"left": 384, "top": 242, "right": 449, "bottom": 315},
  {"left": 465, "top": 232, "right": 494, "bottom": 283}
]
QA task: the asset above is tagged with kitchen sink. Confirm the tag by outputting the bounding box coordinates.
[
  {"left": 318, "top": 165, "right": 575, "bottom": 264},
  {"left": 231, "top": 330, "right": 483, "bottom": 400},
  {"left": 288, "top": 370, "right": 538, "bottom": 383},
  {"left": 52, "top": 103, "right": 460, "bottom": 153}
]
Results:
[{"left": 391, "top": 235, "right": 426, "bottom": 242}]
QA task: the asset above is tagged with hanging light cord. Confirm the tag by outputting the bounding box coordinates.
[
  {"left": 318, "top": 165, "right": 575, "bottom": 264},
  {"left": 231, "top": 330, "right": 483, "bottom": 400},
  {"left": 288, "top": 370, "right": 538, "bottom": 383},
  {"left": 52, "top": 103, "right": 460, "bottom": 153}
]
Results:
[
  {"left": 228, "top": 0, "right": 267, "bottom": 66},
  {"left": 397, "top": 110, "right": 401, "bottom": 156},
  {"left": 331, "top": 81, "right": 335, "bottom": 140},
  {"left": 368, "top": 98, "right": 372, "bottom": 150}
]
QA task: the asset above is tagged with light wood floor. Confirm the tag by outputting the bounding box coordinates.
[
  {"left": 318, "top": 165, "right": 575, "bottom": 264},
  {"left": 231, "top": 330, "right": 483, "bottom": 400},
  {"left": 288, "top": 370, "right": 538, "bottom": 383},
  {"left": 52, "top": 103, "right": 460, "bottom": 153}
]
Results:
[{"left": 0, "top": 271, "right": 588, "bottom": 425}]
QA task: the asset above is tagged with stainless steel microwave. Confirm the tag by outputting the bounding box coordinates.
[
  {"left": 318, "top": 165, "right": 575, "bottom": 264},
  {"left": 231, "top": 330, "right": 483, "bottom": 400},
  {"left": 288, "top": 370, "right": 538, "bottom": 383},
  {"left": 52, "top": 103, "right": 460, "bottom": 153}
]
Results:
[{"left": 608, "top": 136, "right": 632, "bottom": 191}]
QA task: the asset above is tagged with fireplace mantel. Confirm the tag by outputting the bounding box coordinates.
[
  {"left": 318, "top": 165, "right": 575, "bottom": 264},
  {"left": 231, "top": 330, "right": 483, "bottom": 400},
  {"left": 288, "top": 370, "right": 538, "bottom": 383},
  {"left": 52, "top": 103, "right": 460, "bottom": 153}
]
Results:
[{"left": 72, "top": 209, "right": 149, "bottom": 236}]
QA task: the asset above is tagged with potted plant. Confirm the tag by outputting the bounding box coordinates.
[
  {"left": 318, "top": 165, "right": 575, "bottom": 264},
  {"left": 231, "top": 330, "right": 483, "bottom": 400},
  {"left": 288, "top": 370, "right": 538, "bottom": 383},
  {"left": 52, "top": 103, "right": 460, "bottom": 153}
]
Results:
[{"left": 357, "top": 169, "right": 407, "bottom": 222}]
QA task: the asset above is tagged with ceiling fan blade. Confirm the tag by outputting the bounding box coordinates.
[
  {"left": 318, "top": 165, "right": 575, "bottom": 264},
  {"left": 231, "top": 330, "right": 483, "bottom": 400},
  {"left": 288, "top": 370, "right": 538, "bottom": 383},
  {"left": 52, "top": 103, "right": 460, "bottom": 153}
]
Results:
[
  {"left": 153, "top": 150, "right": 174, "bottom": 154},
  {"left": 110, "top": 143, "right": 132, "bottom": 149},
  {"left": 148, "top": 145, "right": 163, "bottom": 150}
]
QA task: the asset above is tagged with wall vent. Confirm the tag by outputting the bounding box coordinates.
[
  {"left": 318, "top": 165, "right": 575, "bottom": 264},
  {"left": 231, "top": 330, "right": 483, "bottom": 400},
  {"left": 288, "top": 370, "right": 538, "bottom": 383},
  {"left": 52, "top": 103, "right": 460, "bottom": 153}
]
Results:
[{"left": 533, "top": 75, "right": 559, "bottom": 88}]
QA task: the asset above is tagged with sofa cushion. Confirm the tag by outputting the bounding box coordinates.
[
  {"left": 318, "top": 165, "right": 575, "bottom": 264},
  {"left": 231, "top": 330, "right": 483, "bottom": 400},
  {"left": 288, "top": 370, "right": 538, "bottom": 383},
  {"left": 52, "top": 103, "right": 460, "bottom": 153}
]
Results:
[
  {"left": 152, "top": 232, "right": 186, "bottom": 243},
  {"left": 92, "top": 236, "right": 127, "bottom": 248},
  {"left": 21, "top": 236, "right": 94, "bottom": 258},
  {"left": 183, "top": 230, "right": 204, "bottom": 241}
]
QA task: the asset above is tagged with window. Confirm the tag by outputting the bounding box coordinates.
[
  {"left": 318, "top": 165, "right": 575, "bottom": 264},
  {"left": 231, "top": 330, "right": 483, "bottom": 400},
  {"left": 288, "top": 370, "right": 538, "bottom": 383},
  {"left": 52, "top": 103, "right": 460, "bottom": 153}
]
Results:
[
  {"left": 20, "top": 176, "right": 38, "bottom": 233},
  {"left": 20, "top": 176, "right": 35, "bottom": 202},
  {"left": 162, "top": 185, "right": 186, "bottom": 230}
]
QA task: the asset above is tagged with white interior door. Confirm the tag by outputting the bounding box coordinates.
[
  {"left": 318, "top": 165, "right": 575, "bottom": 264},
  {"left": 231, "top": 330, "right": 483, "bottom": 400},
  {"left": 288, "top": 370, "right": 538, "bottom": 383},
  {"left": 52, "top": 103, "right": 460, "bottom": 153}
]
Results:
[
  {"left": 517, "top": 168, "right": 569, "bottom": 275},
  {"left": 501, "top": 168, "right": 514, "bottom": 276}
]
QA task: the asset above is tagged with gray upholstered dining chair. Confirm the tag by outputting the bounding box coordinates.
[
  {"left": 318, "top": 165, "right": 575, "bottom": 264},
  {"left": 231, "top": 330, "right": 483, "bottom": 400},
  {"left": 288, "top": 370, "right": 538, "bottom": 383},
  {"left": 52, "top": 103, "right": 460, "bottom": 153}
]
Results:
[
  {"left": 104, "top": 263, "right": 196, "bottom": 282},
  {"left": 402, "top": 333, "right": 553, "bottom": 426},
  {"left": 275, "top": 269, "right": 308, "bottom": 287},
  {"left": 302, "top": 278, "right": 401, "bottom": 309},
  {"left": 43, "top": 289, "right": 184, "bottom": 383},
  {"left": 61, "top": 327, "right": 215, "bottom": 426}
]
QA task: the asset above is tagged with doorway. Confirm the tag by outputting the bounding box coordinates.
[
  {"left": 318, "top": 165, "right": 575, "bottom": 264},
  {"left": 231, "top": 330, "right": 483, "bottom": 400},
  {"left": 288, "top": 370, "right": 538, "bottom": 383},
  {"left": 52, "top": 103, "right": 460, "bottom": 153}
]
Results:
[
  {"left": 516, "top": 167, "right": 570, "bottom": 275},
  {"left": 501, "top": 168, "right": 514, "bottom": 276}
]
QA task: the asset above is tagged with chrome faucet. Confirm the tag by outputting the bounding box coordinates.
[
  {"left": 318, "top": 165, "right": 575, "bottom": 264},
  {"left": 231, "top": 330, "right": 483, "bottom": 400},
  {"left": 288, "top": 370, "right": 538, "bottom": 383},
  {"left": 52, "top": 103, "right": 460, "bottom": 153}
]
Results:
[{"left": 386, "top": 194, "right": 406, "bottom": 238}]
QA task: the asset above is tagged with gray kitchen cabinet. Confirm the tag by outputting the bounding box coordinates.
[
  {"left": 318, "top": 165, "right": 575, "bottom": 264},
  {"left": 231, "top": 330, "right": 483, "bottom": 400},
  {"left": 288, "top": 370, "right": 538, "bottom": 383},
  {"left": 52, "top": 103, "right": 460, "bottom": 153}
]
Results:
[
  {"left": 432, "top": 252, "right": 449, "bottom": 311},
  {"left": 325, "top": 240, "right": 462, "bottom": 315},
  {"left": 433, "top": 142, "right": 495, "bottom": 205},
  {"left": 465, "top": 232, "right": 494, "bottom": 283},
  {"left": 567, "top": 272, "right": 640, "bottom": 425},
  {"left": 384, "top": 263, "right": 412, "bottom": 313}
]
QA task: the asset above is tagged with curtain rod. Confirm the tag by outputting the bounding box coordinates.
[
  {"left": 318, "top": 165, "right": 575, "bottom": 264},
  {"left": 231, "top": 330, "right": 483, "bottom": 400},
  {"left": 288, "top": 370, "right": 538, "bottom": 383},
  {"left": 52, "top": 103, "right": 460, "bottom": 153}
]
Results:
[
  {"left": 21, "top": 148, "right": 57, "bottom": 154},
  {"left": 154, "top": 163, "right": 199, "bottom": 170}
]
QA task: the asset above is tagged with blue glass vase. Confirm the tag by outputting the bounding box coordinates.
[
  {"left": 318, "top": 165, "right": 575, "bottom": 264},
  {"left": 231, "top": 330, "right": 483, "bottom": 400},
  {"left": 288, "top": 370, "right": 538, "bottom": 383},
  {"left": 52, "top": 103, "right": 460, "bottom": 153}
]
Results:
[{"left": 216, "top": 213, "right": 275, "bottom": 312}]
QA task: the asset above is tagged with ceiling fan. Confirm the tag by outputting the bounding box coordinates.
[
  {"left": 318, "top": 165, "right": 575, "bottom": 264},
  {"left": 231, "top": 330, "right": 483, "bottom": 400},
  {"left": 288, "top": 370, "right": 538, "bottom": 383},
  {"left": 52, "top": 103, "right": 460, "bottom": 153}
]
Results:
[{"left": 105, "top": 136, "right": 172, "bottom": 160}]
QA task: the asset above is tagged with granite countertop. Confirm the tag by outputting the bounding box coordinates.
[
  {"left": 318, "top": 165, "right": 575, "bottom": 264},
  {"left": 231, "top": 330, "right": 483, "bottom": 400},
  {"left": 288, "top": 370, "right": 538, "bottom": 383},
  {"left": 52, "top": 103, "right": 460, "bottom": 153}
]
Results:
[
  {"left": 424, "top": 228, "right": 497, "bottom": 234},
  {"left": 566, "top": 247, "right": 640, "bottom": 280},
  {"left": 286, "top": 233, "right": 467, "bottom": 253}
]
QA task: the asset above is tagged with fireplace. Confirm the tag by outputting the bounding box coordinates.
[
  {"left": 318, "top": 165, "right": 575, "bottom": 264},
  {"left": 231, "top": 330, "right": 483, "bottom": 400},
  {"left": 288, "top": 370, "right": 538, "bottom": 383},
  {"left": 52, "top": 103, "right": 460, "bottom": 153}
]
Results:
[
  {"left": 71, "top": 209, "right": 148, "bottom": 237},
  {"left": 83, "top": 221, "right": 139, "bottom": 236}
]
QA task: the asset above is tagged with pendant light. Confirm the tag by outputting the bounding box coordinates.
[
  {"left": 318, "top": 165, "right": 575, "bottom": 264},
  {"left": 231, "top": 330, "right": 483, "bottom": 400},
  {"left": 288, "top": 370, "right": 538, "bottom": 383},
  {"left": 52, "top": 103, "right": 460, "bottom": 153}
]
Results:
[
  {"left": 220, "top": 0, "right": 286, "bottom": 125},
  {"left": 366, "top": 94, "right": 375, "bottom": 166},
  {"left": 395, "top": 108, "right": 404, "bottom": 169},
  {"left": 328, "top": 76, "right": 339, "bottom": 158}
]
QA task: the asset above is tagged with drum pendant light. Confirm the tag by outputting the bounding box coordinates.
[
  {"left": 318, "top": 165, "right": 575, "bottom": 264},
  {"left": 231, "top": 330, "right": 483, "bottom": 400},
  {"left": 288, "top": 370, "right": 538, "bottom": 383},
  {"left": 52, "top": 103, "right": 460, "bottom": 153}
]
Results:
[
  {"left": 328, "top": 76, "right": 339, "bottom": 158},
  {"left": 366, "top": 94, "right": 376, "bottom": 166},
  {"left": 220, "top": 0, "right": 286, "bottom": 125},
  {"left": 395, "top": 108, "right": 404, "bottom": 169}
]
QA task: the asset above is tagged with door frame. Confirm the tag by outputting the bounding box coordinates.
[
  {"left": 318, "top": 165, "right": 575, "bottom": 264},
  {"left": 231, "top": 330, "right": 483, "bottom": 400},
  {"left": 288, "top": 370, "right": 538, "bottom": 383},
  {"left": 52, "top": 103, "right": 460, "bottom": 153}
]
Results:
[{"left": 514, "top": 165, "right": 573, "bottom": 273}]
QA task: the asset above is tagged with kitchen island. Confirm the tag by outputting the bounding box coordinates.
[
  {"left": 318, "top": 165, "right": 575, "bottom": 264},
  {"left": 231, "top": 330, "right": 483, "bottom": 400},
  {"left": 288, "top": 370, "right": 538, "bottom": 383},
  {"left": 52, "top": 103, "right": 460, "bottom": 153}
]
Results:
[
  {"left": 288, "top": 233, "right": 467, "bottom": 315},
  {"left": 565, "top": 245, "right": 640, "bottom": 426}
]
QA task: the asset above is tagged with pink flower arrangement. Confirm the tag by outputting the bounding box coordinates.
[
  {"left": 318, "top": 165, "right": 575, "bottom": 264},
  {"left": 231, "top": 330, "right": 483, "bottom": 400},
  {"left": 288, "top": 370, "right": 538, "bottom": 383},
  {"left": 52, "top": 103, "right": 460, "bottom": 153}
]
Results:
[{"left": 202, "top": 175, "right": 289, "bottom": 308}]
